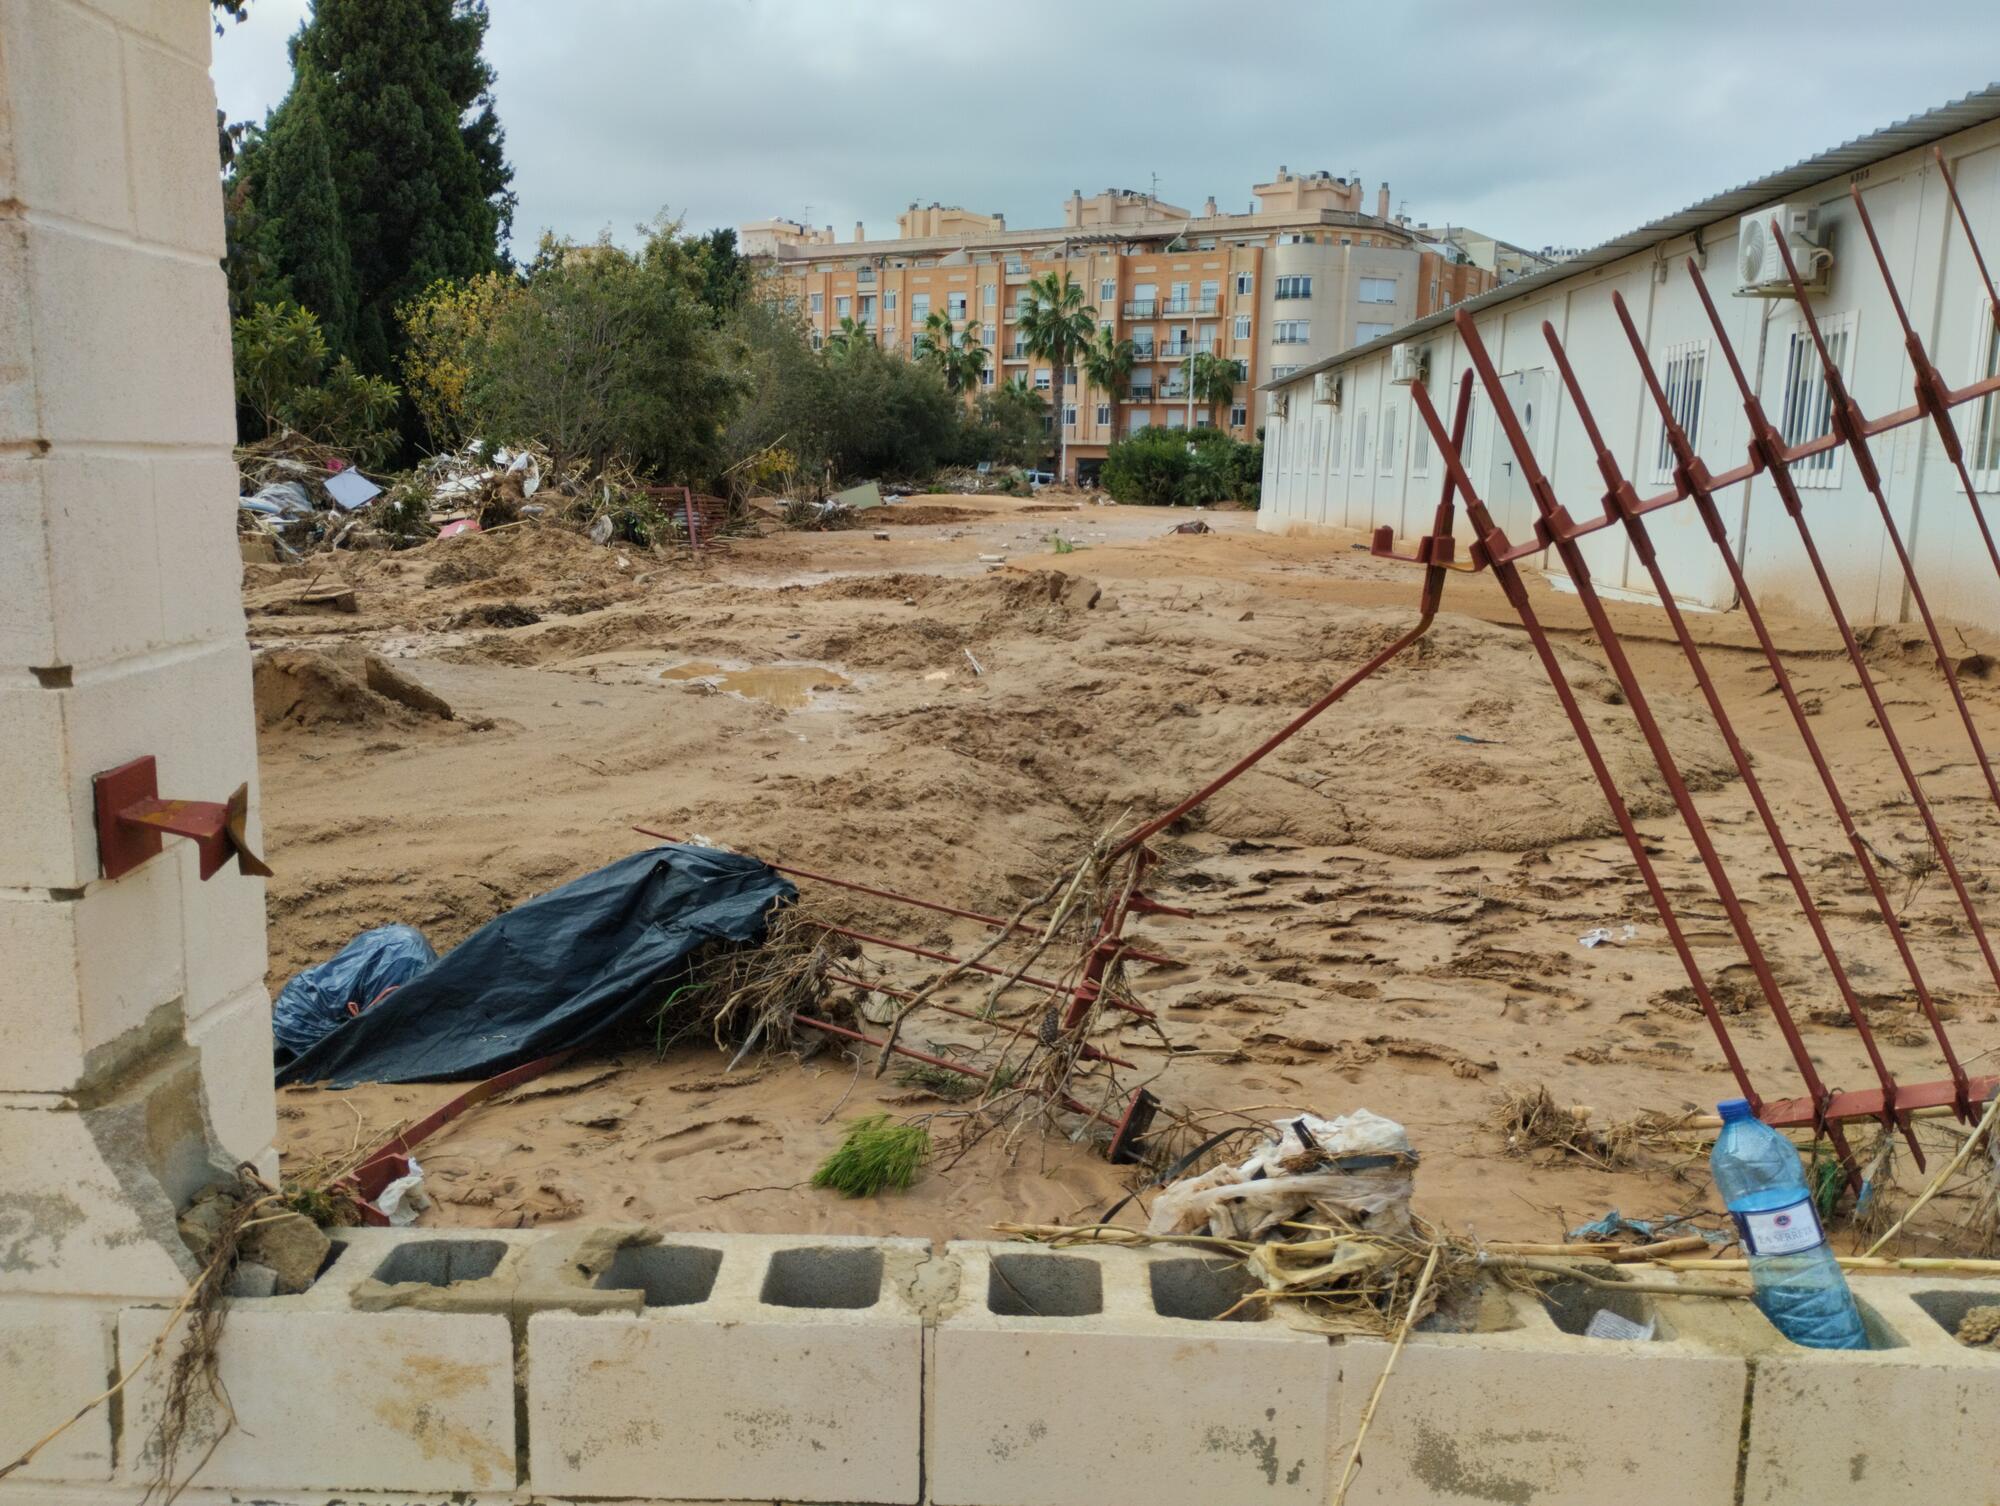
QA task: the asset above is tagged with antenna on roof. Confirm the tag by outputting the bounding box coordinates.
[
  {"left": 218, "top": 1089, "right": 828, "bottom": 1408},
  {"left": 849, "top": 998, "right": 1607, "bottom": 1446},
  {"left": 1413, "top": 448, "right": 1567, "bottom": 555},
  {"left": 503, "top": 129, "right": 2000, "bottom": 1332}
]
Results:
[{"left": 1150, "top": 171, "right": 1159, "bottom": 203}]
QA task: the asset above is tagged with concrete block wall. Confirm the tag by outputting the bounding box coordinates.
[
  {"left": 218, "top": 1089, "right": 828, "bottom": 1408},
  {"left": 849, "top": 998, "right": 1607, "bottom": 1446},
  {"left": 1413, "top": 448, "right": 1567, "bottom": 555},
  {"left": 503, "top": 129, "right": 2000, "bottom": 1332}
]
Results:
[
  {"left": 13, "top": 1228, "right": 2000, "bottom": 1505},
  {"left": 0, "top": 4, "right": 273, "bottom": 1486}
]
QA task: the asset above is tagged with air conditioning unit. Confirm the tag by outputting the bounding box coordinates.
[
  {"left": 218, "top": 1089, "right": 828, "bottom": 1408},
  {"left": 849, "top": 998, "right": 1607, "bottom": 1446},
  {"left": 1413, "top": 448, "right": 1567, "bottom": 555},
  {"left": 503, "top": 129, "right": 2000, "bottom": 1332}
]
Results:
[
  {"left": 1388, "top": 342, "right": 1428, "bottom": 386},
  {"left": 1312, "top": 370, "right": 1342, "bottom": 405},
  {"left": 1737, "top": 204, "right": 1831, "bottom": 297}
]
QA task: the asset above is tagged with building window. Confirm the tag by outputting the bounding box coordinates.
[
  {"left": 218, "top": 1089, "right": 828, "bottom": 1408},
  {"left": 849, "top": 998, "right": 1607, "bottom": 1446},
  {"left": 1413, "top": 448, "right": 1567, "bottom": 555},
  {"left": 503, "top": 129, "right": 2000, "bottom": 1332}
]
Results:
[
  {"left": 1358, "top": 277, "right": 1398, "bottom": 303},
  {"left": 1355, "top": 321, "right": 1394, "bottom": 344},
  {"left": 835, "top": 296, "right": 850, "bottom": 318},
  {"left": 1064, "top": 364, "right": 1077, "bottom": 387},
  {"left": 1233, "top": 314, "right": 1252, "bottom": 340},
  {"left": 885, "top": 289, "right": 898, "bottom": 311},
  {"left": 1034, "top": 369, "right": 1052, "bottom": 390},
  {"left": 1270, "top": 363, "right": 1300, "bottom": 379},
  {"left": 1131, "top": 413, "right": 1152, "bottom": 434},
  {"left": 1379, "top": 408, "right": 1397, "bottom": 476},
  {"left": 1234, "top": 272, "right": 1254, "bottom": 296},
  {"left": 810, "top": 330, "right": 823, "bottom": 350},
  {"left": 1229, "top": 403, "right": 1247, "bottom": 428},
  {"left": 981, "top": 322, "right": 996, "bottom": 346},
  {"left": 980, "top": 367, "right": 994, "bottom": 386},
  {"left": 1779, "top": 311, "right": 1856, "bottom": 489},
  {"left": 1005, "top": 257, "right": 1027, "bottom": 274},
  {"left": 1411, "top": 414, "right": 1430, "bottom": 478},
  {"left": 857, "top": 267, "right": 875, "bottom": 285},
  {"left": 912, "top": 293, "right": 930, "bottom": 322},
  {"left": 858, "top": 295, "right": 876, "bottom": 322},
  {"left": 1355, "top": 410, "right": 1372, "bottom": 473},
  {"left": 1275, "top": 275, "right": 1313, "bottom": 299},
  {"left": 1166, "top": 410, "right": 1187, "bottom": 430},
  {"left": 1649, "top": 340, "right": 1709, "bottom": 486},
  {"left": 948, "top": 293, "right": 967, "bottom": 319},
  {"left": 1274, "top": 320, "right": 1310, "bottom": 344},
  {"left": 1132, "top": 333, "right": 1155, "bottom": 358},
  {"left": 1064, "top": 403, "right": 1077, "bottom": 428},
  {"left": 1195, "top": 414, "right": 1214, "bottom": 428},
  {"left": 810, "top": 292, "right": 824, "bottom": 314},
  {"left": 1972, "top": 310, "right": 2000, "bottom": 492},
  {"left": 1200, "top": 279, "right": 1220, "bottom": 306},
  {"left": 1099, "top": 278, "right": 1116, "bottom": 302},
  {"left": 982, "top": 283, "right": 996, "bottom": 307},
  {"left": 1096, "top": 403, "right": 1112, "bottom": 425}
]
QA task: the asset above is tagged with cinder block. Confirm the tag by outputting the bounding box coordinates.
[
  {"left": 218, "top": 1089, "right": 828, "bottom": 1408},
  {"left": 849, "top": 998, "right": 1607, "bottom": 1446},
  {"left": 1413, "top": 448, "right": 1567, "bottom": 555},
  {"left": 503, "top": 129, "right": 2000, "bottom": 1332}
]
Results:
[
  {"left": 119, "top": 34, "right": 226, "bottom": 257},
  {"left": 0, "top": 1094, "right": 200, "bottom": 1299},
  {"left": 118, "top": 1307, "right": 516, "bottom": 1493},
  {"left": 1328, "top": 1280, "right": 1744, "bottom": 1506},
  {"left": 928, "top": 1242, "right": 1334, "bottom": 1506},
  {"left": 3, "top": 636, "right": 261, "bottom": 889},
  {"left": 0, "top": 453, "right": 58, "bottom": 666},
  {"left": 0, "top": 219, "right": 36, "bottom": 449},
  {"left": 24, "top": 221, "right": 235, "bottom": 449},
  {"left": 76, "top": 0, "right": 213, "bottom": 62},
  {"left": 184, "top": 984, "right": 274, "bottom": 1167},
  {"left": 0, "top": 0, "right": 132, "bottom": 232},
  {"left": 152, "top": 453, "right": 250, "bottom": 651},
  {"left": 32, "top": 449, "right": 169, "bottom": 666},
  {"left": 1742, "top": 1277, "right": 2000, "bottom": 1503},
  {"left": 529, "top": 1235, "right": 927, "bottom": 1503},
  {"left": 0, "top": 1297, "right": 117, "bottom": 1480},
  {"left": 0, "top": 859, "right": 185, "bottom": 1093}
]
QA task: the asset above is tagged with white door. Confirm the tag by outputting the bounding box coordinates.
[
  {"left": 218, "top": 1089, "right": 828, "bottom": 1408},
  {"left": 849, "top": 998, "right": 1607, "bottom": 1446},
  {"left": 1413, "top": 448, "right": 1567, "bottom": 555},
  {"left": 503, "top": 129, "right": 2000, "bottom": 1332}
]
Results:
[{"left": 1488, "top": 369, "right": 1547, "bottom": 547}]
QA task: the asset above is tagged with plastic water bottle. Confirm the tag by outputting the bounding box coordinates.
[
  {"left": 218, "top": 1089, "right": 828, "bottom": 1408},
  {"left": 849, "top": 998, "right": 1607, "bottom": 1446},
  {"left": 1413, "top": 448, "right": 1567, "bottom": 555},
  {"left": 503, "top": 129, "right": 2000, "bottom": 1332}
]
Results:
[{"left": 1710, "top": 1098, "right": 1866, "bottom": 1349}]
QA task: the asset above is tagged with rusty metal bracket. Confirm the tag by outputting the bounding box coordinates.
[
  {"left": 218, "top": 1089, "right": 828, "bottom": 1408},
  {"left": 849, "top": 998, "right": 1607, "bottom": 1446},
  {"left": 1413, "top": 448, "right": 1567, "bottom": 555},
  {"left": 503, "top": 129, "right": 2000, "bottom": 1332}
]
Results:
[{"left": 93, "top": 755, "right": 272, "bottom": 881}]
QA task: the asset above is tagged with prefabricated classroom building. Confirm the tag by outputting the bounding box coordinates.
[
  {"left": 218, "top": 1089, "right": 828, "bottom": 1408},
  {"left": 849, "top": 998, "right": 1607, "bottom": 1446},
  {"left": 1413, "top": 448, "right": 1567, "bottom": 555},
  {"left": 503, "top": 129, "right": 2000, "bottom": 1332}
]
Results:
[{"left": 1257, "top": 86, "right": 2000, "bottom": 634}]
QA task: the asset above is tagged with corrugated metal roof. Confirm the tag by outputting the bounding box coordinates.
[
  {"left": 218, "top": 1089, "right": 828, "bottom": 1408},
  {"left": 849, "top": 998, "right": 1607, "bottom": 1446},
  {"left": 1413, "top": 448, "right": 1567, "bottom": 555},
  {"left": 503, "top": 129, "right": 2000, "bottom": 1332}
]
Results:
[{"left": 1261, "top": 83, "right": 2000, "bottom": 392}]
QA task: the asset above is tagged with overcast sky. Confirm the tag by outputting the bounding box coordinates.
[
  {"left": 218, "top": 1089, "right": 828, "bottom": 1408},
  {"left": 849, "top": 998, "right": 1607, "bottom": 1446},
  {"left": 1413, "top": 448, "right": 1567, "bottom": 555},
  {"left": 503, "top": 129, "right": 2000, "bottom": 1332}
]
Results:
[{"left": 211, "top": 1, "right": 2000, "bottom": 256}]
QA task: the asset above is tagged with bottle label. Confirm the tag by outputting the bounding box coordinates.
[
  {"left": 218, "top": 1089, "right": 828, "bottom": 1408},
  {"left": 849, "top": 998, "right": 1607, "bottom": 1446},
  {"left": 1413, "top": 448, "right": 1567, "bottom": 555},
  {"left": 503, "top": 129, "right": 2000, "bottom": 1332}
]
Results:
[{"left": 1732, "top": 1197, "right": 1826, "bottom": 1256}]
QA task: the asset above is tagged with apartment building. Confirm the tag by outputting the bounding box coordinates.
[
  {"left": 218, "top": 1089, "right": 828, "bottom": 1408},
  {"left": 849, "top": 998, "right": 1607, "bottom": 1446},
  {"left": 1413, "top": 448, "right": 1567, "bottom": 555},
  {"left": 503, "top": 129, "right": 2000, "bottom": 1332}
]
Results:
[{"left": 743, "top": 169, "right": 1496, "bottom": 482}]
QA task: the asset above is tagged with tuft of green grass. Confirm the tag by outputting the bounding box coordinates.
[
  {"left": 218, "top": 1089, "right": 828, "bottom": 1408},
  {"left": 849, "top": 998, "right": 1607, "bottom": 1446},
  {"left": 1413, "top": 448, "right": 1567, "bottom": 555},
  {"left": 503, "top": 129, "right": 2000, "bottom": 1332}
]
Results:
[
  {"left": 894, "top": 1061, "right": 1018, "bottom": 1101},
  {"left": 812, "top": 1114, "right": 931, "bottom": 1198}
]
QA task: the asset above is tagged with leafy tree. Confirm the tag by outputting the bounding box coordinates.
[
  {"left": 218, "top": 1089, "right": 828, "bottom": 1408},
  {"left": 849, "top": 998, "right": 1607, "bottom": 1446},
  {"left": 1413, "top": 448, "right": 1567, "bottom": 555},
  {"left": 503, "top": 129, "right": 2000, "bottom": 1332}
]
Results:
[
  {"left": 964, "top": 380, "right": 1047, "bottom": 468},
  {"left": 1187, "top": 351, "right": 1242, "bottom": 430},
  {"left": 1018, "top": 271, "right": 1093, "bottom": 484},
  {"left": 817, "top": 337, "right": 961, "bottom": 480},
  {"left": 1079, "top": 325, "right": 1135, "bottom": 417},
  {"left": 462, "top": 228, "right": 741, "bottom": 481},
  {"left": 722, "top": 296, "right": 837, "bottom": 482},
  {"left": 249, "top": 0, "right": 516, "bottom": 377},
  {"left": 231, "top": 301, "right": 402, "bottom": 465},
  {"left": 684, "top": 228, "right": 752, "bottom": 322},
  {"left": 398, "top": 271, "right": 521, "bottom": 451}
]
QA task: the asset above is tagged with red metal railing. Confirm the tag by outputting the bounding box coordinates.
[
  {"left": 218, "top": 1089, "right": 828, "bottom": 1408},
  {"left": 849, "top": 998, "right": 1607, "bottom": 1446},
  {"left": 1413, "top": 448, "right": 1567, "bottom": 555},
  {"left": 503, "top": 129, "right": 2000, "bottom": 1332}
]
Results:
[{"left": 1377, "top": 147, "right": 2000, "bottom": 1160}]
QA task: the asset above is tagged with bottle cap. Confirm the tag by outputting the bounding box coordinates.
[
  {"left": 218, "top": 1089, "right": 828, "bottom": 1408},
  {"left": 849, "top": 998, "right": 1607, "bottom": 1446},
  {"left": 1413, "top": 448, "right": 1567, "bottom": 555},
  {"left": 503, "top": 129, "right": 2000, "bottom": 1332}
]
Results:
[{"left": 1716, "top": 1097, "right": 1754, "bottom": 1123}]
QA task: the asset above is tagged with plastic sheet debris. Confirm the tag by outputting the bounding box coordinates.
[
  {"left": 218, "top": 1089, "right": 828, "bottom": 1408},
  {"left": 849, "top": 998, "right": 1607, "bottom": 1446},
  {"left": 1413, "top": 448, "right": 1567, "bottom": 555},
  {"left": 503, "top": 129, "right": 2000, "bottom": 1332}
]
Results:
[
  {"left": 1147, "top": 1109, "right": 1416, "bottom": 1241},
  {"left": 832, "top": 480, "right": 884, "bottom": 511},
  {"left": 272, "top": 923, "right": 439, "bottom": 1063},
  {"left": 374, "top": 1157, "right": 429, "bottom": 1226},
  {"left": 1583, "top": 1308, "right": 1655, "bottom": 1341},
  {"left": 1567, "top": 1209, "right": 1729, "bottom": 1246},
  {"left": 242, "top": 481, "right": 314, "bottom": 517},
  {"left": 324, "top": 468, "right": 383, "bottom": 512},
  {"left": 1578, "top": 923, "right": 1638, "bottom": 948},
  {"left": 437, "top": 519, "right": 481, "bottom": 539}
]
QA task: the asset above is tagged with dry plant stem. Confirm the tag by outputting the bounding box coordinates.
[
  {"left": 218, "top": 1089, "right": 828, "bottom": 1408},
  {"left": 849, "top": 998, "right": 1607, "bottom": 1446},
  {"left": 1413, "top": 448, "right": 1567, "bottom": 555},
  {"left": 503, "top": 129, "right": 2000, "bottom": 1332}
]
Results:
[
  {"left": 1864, "top": 1090, "right": 2000, "bottom": 1257},
  {"left": 869, "top": 869, "right": 1069, "bottom": 1076},
  {"left": 1482, "top": 1255, "right": 1748, "bottom": 1299},
  {"left": 1332, "top": 1245, "right": 1440, "bottom": 1506}
]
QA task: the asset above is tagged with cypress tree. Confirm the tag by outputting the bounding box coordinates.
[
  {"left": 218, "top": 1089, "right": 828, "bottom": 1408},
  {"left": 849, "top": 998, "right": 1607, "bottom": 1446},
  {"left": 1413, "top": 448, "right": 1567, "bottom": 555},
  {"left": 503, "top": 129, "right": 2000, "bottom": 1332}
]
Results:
[
  {"left": 256, "top": 69, "right": 355, "bottom": 351},
  {"left": 256, "top": 0, "right": 514, "bottom": 378}
]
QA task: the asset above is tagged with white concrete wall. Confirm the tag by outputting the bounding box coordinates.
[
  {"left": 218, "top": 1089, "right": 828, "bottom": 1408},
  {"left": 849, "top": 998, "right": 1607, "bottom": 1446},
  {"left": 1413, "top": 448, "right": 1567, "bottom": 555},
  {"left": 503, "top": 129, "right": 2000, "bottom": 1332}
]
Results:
[
  {"left": 1259, "top": 115, "right": 2000, "bottom": 632},
  {"left": 0, "top": 0, "right": 274, "bottom": 1459},
  {"left": 6, "top": 1226, "right": 1999, "bottom": 1505}
]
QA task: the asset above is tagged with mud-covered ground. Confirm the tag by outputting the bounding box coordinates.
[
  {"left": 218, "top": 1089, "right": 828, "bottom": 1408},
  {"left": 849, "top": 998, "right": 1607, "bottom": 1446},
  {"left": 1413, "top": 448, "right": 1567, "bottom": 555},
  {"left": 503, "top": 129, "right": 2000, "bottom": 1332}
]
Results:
[{"left": 254, "top": 494, "right": 2000, "bottom": 1249}]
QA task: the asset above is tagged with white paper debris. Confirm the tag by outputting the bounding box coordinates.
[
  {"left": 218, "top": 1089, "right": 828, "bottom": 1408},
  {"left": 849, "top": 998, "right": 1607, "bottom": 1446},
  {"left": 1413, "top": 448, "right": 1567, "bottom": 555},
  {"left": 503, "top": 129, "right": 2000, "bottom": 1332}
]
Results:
[
  {"left": 324, "top": 468, "right": 383, "bottom": 512},
  {"left": 1584, "top": 1308, "right": 1655, "bottom": 1342}
]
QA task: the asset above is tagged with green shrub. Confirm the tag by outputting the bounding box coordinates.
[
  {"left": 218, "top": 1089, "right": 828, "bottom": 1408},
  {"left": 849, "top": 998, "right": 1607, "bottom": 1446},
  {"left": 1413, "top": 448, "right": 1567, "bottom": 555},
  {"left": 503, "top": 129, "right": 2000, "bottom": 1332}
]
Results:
[{"left": 1100, "top": 427, "right": 1262, "bottom": 506}]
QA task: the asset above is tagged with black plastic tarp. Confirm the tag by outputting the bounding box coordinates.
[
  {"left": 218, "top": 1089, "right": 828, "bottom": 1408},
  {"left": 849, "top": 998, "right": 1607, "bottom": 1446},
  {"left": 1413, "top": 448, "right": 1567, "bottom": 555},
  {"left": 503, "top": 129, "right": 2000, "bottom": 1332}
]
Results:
[{"left": 276, "top": 844, "right": 796, "bottom": 1087}]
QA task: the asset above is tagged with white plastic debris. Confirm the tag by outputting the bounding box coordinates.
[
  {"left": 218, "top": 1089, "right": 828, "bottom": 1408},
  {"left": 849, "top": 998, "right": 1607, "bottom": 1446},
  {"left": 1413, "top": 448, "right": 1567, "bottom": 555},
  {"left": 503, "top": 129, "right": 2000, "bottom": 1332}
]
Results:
[
  {"left": 324, "top": 467, "right": 383, "bottom": 512},
  {"left": 587, "top": 515, "right": 615, "bottom": 545},
  {"left": 1147, "top": 1109, "right": 1416, "bottom": 1241},
  {"left": 374, "top": 1158, "right": 430, "bottom": 1226},
  {"left": 1579, "top": 924, "right": 1639, "bottom": 949},
  {"left": 1583, "top": 1308, "right": 1655, "bottom": 1342}
]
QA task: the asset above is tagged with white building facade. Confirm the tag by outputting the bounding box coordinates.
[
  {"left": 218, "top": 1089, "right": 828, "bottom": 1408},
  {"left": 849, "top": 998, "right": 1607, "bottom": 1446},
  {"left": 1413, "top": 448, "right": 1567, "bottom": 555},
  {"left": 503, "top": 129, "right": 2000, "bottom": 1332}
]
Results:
[{"left": 1258, "top": 88, "right": 2000, "bottom": 633}]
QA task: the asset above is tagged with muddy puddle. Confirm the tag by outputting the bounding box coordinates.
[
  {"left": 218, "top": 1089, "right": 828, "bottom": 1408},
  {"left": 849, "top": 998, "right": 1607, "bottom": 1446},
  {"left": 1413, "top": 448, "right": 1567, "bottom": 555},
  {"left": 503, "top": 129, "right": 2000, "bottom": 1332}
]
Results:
[{"left": 657, "top": 660, "right": 850, "bottom": 708}]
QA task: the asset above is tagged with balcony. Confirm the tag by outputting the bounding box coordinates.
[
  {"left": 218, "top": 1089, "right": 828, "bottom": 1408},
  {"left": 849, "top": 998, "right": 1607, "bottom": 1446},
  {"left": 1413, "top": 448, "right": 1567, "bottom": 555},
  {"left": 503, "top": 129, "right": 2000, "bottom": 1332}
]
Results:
[
  {"left": 1160, "top": 382, "right": 1189, "bottom": 401},
  {"left": 1123, "top": 300, "right": 1157, "bottom": 319},
  {"left": 1130, "top": 345, "right": 1156, "bottom": 362},
  {"left": 1162, "top": 296, "right": 1219, "bottom": 316},
  {"left": 1160, "top": 339, "right": 1194, "bottom": 358},
  {"left": 1126, "top": 389, "right": 1156, "bottom": 403}
]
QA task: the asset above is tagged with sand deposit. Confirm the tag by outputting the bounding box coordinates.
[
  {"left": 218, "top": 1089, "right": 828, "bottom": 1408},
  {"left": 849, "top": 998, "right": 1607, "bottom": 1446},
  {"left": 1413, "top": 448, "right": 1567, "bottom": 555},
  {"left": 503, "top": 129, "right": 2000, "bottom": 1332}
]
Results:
[{"left": 259, "top": 494, "right": 2000, "bottom": 1248}]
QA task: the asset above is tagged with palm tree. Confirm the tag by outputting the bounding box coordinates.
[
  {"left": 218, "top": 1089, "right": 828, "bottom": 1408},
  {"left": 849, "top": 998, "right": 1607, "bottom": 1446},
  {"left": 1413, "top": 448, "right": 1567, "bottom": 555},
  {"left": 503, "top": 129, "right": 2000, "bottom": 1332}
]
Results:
[
  {"left": 1079, "top": 326, "right": 1135, "bottom": 424},
  {"left": 1018, "top": 270, "right": 1094, "bottom": 482},
  {"left": 825, "top": 315, "right": 870, "bottom": 358},
  {"left": 1187, "top": 350, "right": 1241, "bottom": 430},
  {"left": 918, "top": 311, "right": 988, "bottom": 393}
]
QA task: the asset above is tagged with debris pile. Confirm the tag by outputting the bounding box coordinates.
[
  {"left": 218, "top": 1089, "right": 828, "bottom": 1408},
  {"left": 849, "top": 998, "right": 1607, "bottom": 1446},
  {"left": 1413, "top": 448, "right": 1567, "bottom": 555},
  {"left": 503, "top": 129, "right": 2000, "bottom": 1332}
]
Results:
[{"left": 252, "top": 648, "right": 454, "bottom": 732}]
